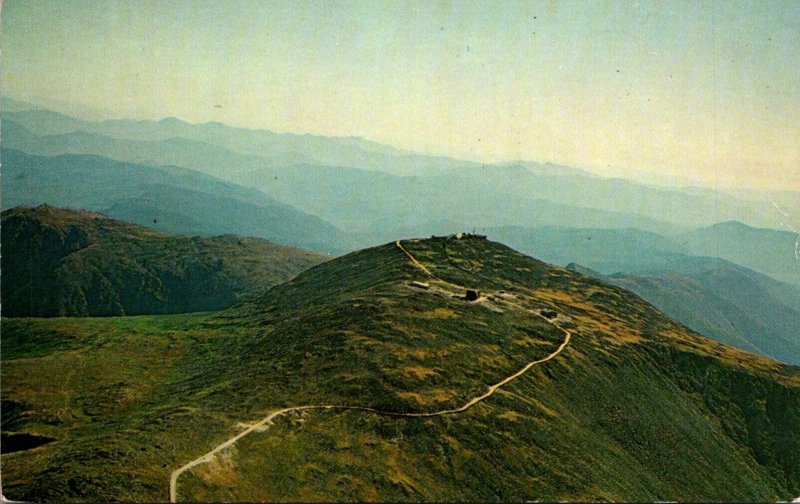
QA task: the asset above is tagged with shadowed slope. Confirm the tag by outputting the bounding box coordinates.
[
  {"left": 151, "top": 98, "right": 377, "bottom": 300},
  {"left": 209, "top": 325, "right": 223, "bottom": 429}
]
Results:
[{"left": 1, "top": 205, "right": 328, "bottom": 316}]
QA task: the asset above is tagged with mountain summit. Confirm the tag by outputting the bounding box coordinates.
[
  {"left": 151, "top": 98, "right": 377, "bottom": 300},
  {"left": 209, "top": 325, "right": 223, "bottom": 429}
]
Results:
[{"left": 3, "top": 234, "right": 797, "bottom": 502}]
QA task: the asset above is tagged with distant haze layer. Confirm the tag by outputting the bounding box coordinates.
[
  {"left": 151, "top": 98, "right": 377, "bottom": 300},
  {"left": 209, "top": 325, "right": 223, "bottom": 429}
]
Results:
[{"left": 2, "top": 0, "right": 798, "bottom": 191}]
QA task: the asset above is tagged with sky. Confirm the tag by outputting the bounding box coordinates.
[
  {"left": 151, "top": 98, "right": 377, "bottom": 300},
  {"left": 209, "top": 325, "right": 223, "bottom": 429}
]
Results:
[{"left": 2, "top": 0, "right": 798, "bottom": 190}]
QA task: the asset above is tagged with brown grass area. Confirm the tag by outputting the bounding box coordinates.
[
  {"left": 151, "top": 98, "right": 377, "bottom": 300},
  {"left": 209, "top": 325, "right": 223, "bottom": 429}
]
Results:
[
  {"left": 593, "top": 321, "right": 644, "bottom": 345},
  {"left": 195, "top": 449, "right": 239, "bottom": 488},
  {"left": 406, "top": 348, "right": 432, "bottom": 359},
  {"left": 497, "top": 410, "right": 524, "bottom": 422},
  {"left": 385, "top": 449, "right": 420, "bottom": 496},
  {"left": 662, "top": 329, "right": 791, "bottom": 378},
  {"left": 512, "top": 335, "right": 555, "bottom": 349},
  {"left": 397, "top": 388, "right": 458, "bottom": 406},
  {"left": 417, "top": 308, "right": 458, "bottom": 320},
  {"left": 401, "top": 366, "right": 440, "bottom": 379},
  {"left": 528, "top": 397, "right": 560, "bottom": 418},
  {"left": 370, "top": 338, "right": 456, "bottom": 361},
  {"left": 497, "top": 390, "right": 560, "bottom": 419},
  {"left": 532, "top": 289, "right": 602, "bottom": 314}
]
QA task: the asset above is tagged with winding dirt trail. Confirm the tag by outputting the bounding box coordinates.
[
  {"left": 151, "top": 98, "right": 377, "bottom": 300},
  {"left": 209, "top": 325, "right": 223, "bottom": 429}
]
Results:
[
  {"left": 169, "top": 240, "right": 572, "bottom": 502},
  {"left": 395, "top": 239, "right": 436, "bottom": 276}
]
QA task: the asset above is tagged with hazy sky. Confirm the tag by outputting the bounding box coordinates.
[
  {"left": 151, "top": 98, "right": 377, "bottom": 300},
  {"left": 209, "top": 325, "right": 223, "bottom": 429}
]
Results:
[{"left": 2, "top": 0, "right": 798, "bottom": 190}]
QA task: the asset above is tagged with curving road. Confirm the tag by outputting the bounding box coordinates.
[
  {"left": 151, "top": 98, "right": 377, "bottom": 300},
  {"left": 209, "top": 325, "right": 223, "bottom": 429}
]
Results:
[{"left": 169, "top": 239, "right": 572, "bottom": 502}]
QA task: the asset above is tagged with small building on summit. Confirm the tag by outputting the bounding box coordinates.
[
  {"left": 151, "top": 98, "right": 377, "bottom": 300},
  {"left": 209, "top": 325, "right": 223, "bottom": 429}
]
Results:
[{"left": 449, "top": 232, "right": 488, "bottom": 240}]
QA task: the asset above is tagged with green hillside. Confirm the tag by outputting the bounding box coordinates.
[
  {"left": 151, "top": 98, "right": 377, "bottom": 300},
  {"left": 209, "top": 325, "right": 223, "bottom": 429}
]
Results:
[
  {"left": 1, "top": 205, "right": 328, "bottom": 316},
  {"left": 2, "top": 236, "right": 798, "bottom": 502}
]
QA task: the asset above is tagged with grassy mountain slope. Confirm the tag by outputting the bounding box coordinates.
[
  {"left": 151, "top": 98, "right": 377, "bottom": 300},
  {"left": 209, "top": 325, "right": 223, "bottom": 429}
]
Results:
[
  {"left": 1, "top": 149, "right": 351, "bottom": 253},
  {"left": 2, "top": 236, "right": 798, "bottom": 502},
  {"left": 1, "top": 205, "right": 328, "bottom": 316},
  {"left": 488, "top": 225, "right": 800, "bottom": 365}
]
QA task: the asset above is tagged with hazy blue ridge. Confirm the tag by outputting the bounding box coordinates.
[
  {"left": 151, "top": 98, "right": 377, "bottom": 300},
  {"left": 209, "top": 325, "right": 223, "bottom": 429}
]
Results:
[
  {"left": 566, "top": 261, "right": 800, "bottom": 366},
  {"left": 1, "top": 149, "right": 354, "bottom": 254},
  {"left": 3, "top": 105, "right": 790, "bottom": 235},
  {"left": 677, "top": 221, "right": 800, "bottom": 286}
]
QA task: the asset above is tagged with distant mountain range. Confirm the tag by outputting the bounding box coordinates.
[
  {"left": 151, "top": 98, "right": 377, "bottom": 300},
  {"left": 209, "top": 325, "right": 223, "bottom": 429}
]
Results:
[
  {"left": 486, "top": 224, "right": 800, "bottom": 286},
  {"left": 677, "top": 221, "right": 800, "bottom": 286},
  {"left": 566, "top": 261, "right": 800, "bottom": 366},
  {"left": 3, "top": 98, "right": 796, "bottom": 239},
  {"left": 1, "top": 148, "right": 352, "bottom": 254},
  {"left": 1, "top": 205, "right": 328, "bottom": 316},
  {"left": 0, "top": 116, "right": 681, "bottom": 235}
]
